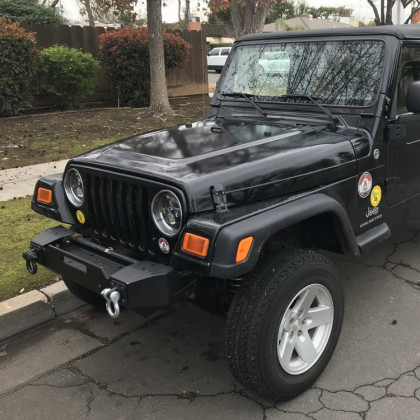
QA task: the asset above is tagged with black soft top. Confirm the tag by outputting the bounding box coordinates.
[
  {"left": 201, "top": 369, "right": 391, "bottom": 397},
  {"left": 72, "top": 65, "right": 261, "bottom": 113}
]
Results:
[{"left": 237, "top": 24, "right": 420, "bottom": 43}]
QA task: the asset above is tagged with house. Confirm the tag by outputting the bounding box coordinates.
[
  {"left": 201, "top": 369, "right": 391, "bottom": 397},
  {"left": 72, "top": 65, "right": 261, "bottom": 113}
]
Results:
[{"left": 263, "top": 16, "right": 355, "bottom": 32}]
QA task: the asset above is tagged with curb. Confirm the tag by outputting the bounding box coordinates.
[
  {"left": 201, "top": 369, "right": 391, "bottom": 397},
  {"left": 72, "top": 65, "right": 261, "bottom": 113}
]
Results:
[{"left": 0, "top": 281, "right": 85, "bottom": 342}]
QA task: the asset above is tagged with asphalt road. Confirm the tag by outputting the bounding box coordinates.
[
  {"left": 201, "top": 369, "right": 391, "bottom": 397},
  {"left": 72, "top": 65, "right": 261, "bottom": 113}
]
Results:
[
  {"left": 1, "top": 225, "right": 420, "bottom": 419},
  {"left": 208, "top": 71, "right": 220, "bottom": 86}
]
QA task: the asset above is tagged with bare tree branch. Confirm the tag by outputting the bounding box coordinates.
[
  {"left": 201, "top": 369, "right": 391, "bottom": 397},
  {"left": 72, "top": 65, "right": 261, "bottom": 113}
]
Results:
[
  {"left": 367, "top": 0, "right": 381, "bottom": 24},
  {"left": 404, "top": 6, "right": 420, "bottom": 22}
]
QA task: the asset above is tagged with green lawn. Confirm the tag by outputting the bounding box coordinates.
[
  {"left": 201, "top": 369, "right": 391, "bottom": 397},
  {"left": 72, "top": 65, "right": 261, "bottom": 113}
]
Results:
[
  {"left": 0, "top": 197, "right": 64, "bottom": 301},
  {"left": 0, "top": 97, "right": 211, "bottom": 169}
]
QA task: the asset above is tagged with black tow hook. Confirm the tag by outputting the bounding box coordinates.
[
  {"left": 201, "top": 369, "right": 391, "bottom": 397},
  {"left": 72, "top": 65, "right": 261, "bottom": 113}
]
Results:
[{"left": 22, "top": 249, "right": 39, "bottom": 274}]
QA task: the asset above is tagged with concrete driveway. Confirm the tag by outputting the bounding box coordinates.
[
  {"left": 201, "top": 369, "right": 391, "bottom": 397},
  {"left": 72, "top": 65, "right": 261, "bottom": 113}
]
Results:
[{"left": 1, "top": 226, "right": 419, "bottom": 419}]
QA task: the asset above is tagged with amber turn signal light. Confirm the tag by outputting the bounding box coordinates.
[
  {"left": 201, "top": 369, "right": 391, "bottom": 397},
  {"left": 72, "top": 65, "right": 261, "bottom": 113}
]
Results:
[
  {"left": 182, "top": 233, "right": 209, "bottom": 257},
  {"left": 236, "top": 236, "right": 254, "bottom": 263},
  {"left": 37, "top": 187, "right": 52, "bottom": 204}
]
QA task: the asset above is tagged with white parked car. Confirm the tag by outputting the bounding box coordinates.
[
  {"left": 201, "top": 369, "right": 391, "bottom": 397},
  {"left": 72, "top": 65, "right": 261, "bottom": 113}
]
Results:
[
  {"left": 258, "top": 51, "right": 290, "bottom": 75},
  {"left": 207, "top": 47, "right": 232, "bottom": 73}
]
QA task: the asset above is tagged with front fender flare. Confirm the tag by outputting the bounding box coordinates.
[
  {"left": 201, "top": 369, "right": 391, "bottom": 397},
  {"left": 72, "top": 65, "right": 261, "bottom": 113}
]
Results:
[{"left": 211, "top": 193, "right": 359, "bottom": 279}]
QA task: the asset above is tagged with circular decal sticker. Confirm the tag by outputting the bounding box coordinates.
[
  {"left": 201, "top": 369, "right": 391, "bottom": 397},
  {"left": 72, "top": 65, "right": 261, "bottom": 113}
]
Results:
[
  {"left": 158, "top": 238, "right": 170, "bottom": 254},
  {"left": 370, "top": 185, "right": 382, "bottom": 207},
  {"left": 358, "top": 172, "right": 373, "bottom": 198},
  {"left": 76, "top": 210, "right": 85, "bottom": 224}
]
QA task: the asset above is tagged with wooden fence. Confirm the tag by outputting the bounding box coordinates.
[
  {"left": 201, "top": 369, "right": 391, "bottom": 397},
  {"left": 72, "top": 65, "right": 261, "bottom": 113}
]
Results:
[{"left": 22, "top": 24, "right": 208, "bottom": 108}]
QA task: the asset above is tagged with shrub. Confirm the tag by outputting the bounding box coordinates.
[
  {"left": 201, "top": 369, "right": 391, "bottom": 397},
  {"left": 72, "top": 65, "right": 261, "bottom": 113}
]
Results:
[
  {"left": 38, "top": 45, "right": 100, "bottom": 109},
  {"left": 0, "top": 0, "right": 62, "bottom": 25},
  {"left": 0, "top": 18, "right": 37, "bottom": 117},
  {"left": 98, "top": 28, "right": 191, "bottom": 108}
]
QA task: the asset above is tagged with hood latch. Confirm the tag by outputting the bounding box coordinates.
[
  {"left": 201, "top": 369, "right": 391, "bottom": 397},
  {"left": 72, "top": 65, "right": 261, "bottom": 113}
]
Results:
[{"left": 211, "top": 184, "right": 228, "bottom": 213}]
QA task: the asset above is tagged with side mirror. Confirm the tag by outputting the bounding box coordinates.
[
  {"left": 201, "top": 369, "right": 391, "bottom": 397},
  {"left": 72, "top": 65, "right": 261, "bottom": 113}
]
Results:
[{"left": 406, "top": 81, "right": 420, "bottom": 113}]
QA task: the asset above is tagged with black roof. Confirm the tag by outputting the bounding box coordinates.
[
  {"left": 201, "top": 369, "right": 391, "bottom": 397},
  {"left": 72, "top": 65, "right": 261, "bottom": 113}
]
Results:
[{"left": 237, "top": 24, "right": 420, "bottom": 43}]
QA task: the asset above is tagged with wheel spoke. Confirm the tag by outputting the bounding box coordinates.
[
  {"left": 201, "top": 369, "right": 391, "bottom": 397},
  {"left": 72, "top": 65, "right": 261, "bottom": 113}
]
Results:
[
  {"left": 306, "top": 305, "right": 333, "bottom": 329},
  {"left": 292, "top": 286, "right": 319, "bottom": 316},
  {"left": 278, "top": 331, "right": 295, "bottom": 366},
  {"left": 295, "top": 330, "right": 318, "bottom": 364}
]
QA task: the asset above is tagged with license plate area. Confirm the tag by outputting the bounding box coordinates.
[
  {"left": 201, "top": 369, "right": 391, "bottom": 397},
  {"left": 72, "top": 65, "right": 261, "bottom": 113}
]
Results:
[{"left": 63, "top": 256, "right": 87, "bottom": 273}]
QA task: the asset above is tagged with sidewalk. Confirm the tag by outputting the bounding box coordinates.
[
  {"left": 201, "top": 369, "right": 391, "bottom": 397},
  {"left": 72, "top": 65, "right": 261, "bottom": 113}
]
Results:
[{"left": 0, "top": 159, "right": 68, "bottom": 202}]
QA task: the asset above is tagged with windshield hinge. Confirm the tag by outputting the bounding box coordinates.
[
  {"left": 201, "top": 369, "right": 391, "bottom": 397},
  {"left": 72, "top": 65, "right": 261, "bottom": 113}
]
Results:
[
  {"left": 211, "top": 184, "right": 228, "bottom": 213},
  {"left": 386, "top": 122, "right": 405, "bottom": 141}
]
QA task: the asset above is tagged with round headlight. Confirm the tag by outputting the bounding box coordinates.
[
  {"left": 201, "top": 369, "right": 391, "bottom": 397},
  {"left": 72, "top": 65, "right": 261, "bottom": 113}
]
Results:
[
  {"left": 64, "top": 169, "right": 84, "bottom": 207},
  {"left": 151, "top": 190, "right": 183, "bottom": 237}
]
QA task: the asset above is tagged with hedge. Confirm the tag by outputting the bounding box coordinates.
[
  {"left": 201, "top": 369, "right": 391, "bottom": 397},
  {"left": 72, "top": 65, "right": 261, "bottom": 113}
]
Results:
[
  {"left": 0, "top": 18, "right": 37, "bottom": 117},
  {"left": 38, "top": 45, "right": 100, "bottom": 109},
  {"left": 98, "top": 28, "right": 191, "bottom": 108}
]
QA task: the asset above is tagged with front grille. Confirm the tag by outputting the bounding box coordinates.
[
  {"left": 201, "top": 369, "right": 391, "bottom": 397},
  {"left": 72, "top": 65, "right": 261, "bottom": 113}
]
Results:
[{"left": 86, "top": 174, "right": 150, "bottom": 251}]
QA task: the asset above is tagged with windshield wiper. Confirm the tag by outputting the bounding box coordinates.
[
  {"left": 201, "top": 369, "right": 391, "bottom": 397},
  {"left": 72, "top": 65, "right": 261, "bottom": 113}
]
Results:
[
  {"left": 279, "top": 94, "right": 340, "bottom": 126},
  {"left": 220, "top": 92, "right": 267, "bottom": 118}
]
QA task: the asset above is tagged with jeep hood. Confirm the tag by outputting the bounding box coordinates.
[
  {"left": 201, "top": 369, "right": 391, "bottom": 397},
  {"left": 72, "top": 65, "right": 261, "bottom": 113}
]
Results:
[{"left": 72, "top": 120, "right": 358, "bottom": 212}]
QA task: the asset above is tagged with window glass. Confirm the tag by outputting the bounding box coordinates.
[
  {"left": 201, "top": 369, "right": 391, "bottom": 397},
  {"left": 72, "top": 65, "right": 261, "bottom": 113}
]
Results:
[
  {"left": 209, "top": 49, "right": 220, "bottom": 56},
  {"left": 396, "top": 46, "right": 420, "bottom": 114},
  {"left": 220, "top": 40, "right": 385, "bottom": 106},
  {"left": 221, "top": 48, "right": 230, "bottom": 56}
]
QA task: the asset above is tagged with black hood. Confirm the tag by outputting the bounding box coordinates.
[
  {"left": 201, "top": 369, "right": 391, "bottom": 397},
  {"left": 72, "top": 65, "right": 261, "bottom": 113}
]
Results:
[{"left": 72, "top": 120, "right": 358, "bottom": 212}]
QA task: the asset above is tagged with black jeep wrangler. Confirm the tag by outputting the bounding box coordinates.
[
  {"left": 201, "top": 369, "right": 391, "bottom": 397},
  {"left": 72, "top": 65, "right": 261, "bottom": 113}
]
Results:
[{"left": 24, "top": 25, "right": 420, "bottom": 400}]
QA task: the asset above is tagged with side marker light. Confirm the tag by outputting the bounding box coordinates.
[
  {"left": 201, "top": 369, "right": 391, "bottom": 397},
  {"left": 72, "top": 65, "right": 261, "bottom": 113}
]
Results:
[
  {"left": 37, "top": 188, "right": 52, "bottom": 204},
  {"left": 182, "top": 233, "right": 209, "bottom": 257},
  {"left": 236, "top": 236, "right": 254, "bottom": 263}
]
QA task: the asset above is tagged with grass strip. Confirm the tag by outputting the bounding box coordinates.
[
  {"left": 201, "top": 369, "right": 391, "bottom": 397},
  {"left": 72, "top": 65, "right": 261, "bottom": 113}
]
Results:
[{"left": 0, "top": 197, "right": 63, "bottom": 301}]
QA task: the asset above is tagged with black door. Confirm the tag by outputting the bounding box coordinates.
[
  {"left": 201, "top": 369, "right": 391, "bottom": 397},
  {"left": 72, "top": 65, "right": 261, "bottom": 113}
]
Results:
[{"left": 386, "top": 48, "right": 420, "bottom": 205}]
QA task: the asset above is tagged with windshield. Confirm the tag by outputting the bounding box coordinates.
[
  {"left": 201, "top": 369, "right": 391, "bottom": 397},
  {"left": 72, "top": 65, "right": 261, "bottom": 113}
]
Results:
[{"left": 220, "top": 40, "right": 385, "bottom": 107}]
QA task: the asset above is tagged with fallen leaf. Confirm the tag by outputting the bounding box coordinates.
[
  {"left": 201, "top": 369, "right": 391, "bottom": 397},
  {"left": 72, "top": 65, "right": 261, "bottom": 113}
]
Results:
[
  {"left": 136, "top": 116, "right": 142, "bottom": 120},
  {"left": 77, "top": 315, "right": 91, "bottom": 323},
  {"left": 19, "top": 288, "right": 25, "bottom": 293},
  {"left": 1, "top": 157, "right": 8, "bottom": 161},
  {"left": 53, "top": 276, "right": 60, "bottom": 282}
]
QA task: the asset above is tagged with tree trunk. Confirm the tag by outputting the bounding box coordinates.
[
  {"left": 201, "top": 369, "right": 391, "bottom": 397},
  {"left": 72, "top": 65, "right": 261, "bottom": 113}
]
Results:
[
  {"left": 385, "top": 0, "right": 394, "bottom": 24},
  {"left": 147, "top": 0, "right": 173, "bottom": 115},
  {"left": 178, "top": 0, "right": 182, "bottom": 23},
  {"left": 80, "top": 0, "right": 96, "bottom": 27},
  {"left": 184, "top": 0, "right": 190, "bottom": 30},
  {"left": 230, "top": 0, "right": 270, "bottom": 37}
]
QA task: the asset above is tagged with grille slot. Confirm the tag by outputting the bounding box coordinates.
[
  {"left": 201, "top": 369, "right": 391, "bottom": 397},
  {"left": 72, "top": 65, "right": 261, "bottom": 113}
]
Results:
[{"left": 86, "top": 174, "right": 149, "bottom": 250}]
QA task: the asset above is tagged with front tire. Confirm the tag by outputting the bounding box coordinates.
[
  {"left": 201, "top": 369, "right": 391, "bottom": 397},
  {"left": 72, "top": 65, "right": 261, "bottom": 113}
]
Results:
[{"left": 226, "top": 249, "right": 344, "bottom": 400}]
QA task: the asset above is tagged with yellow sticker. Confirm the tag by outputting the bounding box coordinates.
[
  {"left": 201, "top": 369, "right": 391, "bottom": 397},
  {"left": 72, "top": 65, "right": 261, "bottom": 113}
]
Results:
[
  {"left": 76, "top": 210, "right": 86, "bottom": 224},
  {"left": 370, "top": 185, "right": 382, "bottom": 207}
]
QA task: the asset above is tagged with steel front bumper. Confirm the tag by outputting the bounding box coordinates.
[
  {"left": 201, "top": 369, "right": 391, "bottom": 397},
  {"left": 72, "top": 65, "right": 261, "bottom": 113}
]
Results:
[{"left": 23, "top": 226, "right": 194, "bottom": 316}]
